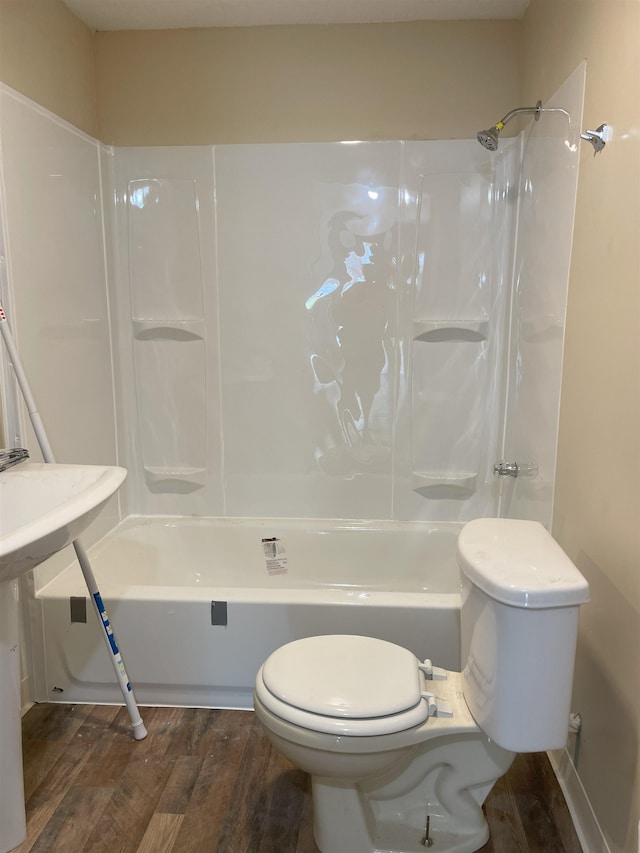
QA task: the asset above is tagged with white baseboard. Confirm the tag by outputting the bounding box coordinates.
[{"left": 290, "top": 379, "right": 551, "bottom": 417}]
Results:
[
  {"left": 20, "top": 674, "right": 33, "bottom": 716},
  {"left": 549, "top": 748, "right": 611, "bottom": 853}
]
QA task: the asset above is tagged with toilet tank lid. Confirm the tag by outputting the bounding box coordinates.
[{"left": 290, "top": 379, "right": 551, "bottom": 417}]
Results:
[{"left": 457, "top": 519, "right": 590, "bottom": 609}]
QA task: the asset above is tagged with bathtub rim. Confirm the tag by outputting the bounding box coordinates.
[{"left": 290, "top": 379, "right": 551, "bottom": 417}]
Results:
[{"left": 37, "top": 513, "right": 465, "bottom": 602}]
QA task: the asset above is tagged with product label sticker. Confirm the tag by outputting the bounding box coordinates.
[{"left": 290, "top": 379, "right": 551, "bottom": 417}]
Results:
[{"left": 262, "top": 537, "right": 288, "bottom": 575}]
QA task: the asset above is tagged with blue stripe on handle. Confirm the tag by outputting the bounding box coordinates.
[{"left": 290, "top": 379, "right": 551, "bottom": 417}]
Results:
[{"left": 93, "top": 592, "right": 119, "bottom": 655}]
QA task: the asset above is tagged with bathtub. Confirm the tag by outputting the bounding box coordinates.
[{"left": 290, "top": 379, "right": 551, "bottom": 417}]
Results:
[{"left": 34, "top": 517, "right": 462, "bottom": 709}]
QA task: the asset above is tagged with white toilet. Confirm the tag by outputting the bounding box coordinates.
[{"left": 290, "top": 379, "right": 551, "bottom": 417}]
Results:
[{"left": 253, "top": 518, "right": 590, "bottom": 853}]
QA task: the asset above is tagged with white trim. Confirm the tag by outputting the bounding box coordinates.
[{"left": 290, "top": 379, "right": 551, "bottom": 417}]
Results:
[
  {"left": 549, "top": 747, "right": 612, "bottom": 853},
  {"left": 20, "top": 677, "right": 33, "bottom": 717},
  {"left": 0, "top": 83, "right": 98, "bottom": 146}
]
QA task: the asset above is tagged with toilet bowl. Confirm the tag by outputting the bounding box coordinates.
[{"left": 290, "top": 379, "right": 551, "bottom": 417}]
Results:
[{"left": 253, "top": 518, "right": 590, "bottom": 853}]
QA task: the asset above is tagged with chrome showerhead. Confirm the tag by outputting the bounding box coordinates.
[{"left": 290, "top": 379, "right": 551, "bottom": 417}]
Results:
[
  {"left": 476, "top": 101, "right": 543, "bottom": 151},
  {"left": 477, "top": 126, "right": 501, "bottom": 151}
]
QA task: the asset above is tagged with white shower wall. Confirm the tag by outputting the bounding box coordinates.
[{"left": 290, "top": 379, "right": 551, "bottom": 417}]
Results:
[
  {"left": 501, "top": 63, "right": 586, "bottom": 523},
  {"left": 0, "top": 84, "right": 120, "bottom": 588},
  {"left": 107, "top": 146, "right": 221, "bottom": 519},
  {"left": 108, "top": 139, "right": 520, "bottom": 521},
  {"left": 0, "top": 64, "right": 584, "bottom": 547}
]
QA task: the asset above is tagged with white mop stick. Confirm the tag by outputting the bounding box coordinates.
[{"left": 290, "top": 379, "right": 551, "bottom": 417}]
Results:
[{"left": 0, "top": 304, "right": 147, "bottom": 740}]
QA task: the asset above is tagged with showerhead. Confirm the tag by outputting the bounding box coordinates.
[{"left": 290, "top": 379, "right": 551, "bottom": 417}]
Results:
[
  {"left": 476, "top": 101, "right": 543, "bottom": 151},
  {"left": 476, "top": 124, "right": 502, "bottom": 151}
]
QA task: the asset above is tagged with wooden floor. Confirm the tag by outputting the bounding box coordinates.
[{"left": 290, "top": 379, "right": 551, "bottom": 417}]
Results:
[{"left": 13, "top": 703, "right": 583, "bottom": 853}]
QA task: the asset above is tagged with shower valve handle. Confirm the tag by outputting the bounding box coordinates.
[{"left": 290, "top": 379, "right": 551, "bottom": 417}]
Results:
[
  {"left": 494, "top": 461, "right": 519, "bottom": 478},
  {"left": 493, "top": 461, "right": 538, "bottom": 478}
]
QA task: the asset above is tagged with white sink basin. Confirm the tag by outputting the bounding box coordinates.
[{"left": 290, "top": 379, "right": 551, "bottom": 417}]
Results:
[{"left": 0, "top": 462, "right": 127, "bottom": 582}]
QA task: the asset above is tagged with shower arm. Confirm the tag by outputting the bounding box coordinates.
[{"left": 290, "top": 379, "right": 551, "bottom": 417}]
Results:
[
  {"left": 496, "top": 101, "right": 542, "bottom": 130},
  {"left": 498, "top": 103, "right": 572, "bottom": 130},
  {"left": 498, "top": 103, "right": 606, "bottom": 153}
]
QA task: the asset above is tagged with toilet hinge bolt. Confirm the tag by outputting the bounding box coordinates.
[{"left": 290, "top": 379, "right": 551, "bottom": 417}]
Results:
[
  {"left": 569, "top": 713, "right": 582, "bottom": 734},
  {"left": 422, "top": 814, "right": 434, "bottom": 847}
]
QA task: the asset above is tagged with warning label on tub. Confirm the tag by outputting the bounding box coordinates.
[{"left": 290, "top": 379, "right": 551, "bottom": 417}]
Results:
[{"left": 262, "top": 537, "right": 288, "bottom": 575}]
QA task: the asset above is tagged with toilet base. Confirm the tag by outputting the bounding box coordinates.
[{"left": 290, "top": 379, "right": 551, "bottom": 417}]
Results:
[
  {"left": 314, "top": 788, "right": 491, "bottom": 853},
  {"left": 310, "top": 733, "right": 514, "bottom": 853}
]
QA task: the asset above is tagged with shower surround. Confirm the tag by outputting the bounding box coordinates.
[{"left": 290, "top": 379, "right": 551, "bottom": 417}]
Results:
[
  {"left": 110, "top": 139, "right": 518, "bottom": 523},
  {"left": 106, "top": 76, "right": 582, "bottom": 529},
  {"left": 0, "top": 65, "right": 584, "bottom": 705}
]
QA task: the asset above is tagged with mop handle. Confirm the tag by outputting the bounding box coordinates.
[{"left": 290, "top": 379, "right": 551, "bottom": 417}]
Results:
[
  {"left": 0, "top": 304, "right": 147, "bottom": 740},
  {"left": 0, "top": 305, "right": 54, "bottom": 460}
]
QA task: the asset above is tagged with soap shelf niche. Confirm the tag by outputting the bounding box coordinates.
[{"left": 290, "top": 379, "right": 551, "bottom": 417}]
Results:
[
  {"left": 133, "top": 319, "right": 205, "bottom": 341},
  {"left": 143, "top": 466, "right": 206, "bottom": 490},
  {"left": 132, "top": 323, "right": 208, "bottom": 494},
  {"left": 411, "top": 471, "right": 478, "bottom": 499},
  {"left": 413, "top": 320, "right": 488, "bottom": 343}
]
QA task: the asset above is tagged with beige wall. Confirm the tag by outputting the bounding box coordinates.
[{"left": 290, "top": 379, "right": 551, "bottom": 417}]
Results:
[
  {"left": 0, "top": 0, "right": 97, "bottom": 137},
  {"left": 93, "top": 21, "right": 520, "bottom": 145},
  {"left": 523, "top": 2, "right": 640, "bottom": 852}
]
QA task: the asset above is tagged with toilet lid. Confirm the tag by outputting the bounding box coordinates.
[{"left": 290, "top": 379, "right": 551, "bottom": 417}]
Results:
[{"left": 258, "top": 635, "right": 430, "bottom": 735}]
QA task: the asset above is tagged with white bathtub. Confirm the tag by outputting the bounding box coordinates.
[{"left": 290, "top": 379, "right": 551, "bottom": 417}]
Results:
[{"left": 34, "top": 517, "right": 462, "bottom": 708}]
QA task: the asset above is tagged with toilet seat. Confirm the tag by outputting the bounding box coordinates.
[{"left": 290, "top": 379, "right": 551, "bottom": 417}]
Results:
[{"left": 256, "top": 635, "right": 432, "bottom": 736}]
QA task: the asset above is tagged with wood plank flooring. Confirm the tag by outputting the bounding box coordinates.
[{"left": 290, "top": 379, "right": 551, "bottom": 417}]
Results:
[{"left": 13, "top": 703, "right": 583, "bottom": 853}]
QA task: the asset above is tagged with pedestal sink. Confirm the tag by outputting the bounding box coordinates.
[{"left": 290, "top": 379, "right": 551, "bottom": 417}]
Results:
[{"left": 0, "top": 461, "right": 126, "bottom": 853}]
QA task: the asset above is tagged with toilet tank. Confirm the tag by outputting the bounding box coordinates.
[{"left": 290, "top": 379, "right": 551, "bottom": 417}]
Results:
[{"left": 457, "top": 518, "right": 589, "bottom": 753}]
